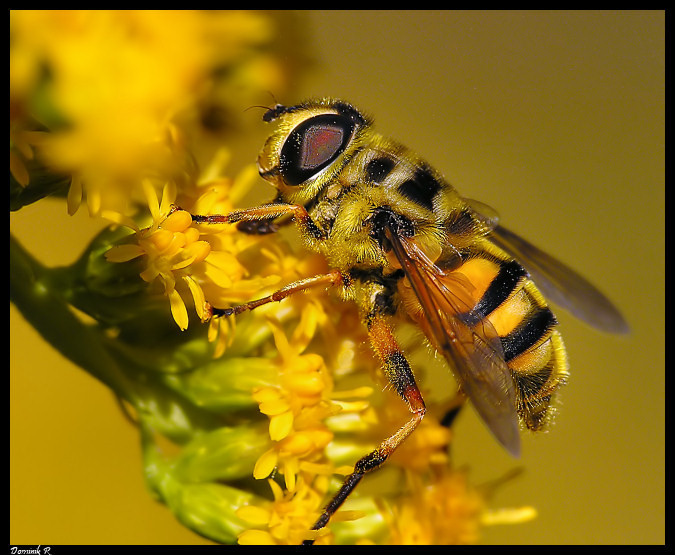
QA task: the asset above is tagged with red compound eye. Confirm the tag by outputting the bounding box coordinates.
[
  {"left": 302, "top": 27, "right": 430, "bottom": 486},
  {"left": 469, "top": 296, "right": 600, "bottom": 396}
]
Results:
[
  {"left": 300, "top": 124, "right": 345, "bottom": 169},
  {"left": 279, "top": 114, "right": 355, "bottom": 186}
]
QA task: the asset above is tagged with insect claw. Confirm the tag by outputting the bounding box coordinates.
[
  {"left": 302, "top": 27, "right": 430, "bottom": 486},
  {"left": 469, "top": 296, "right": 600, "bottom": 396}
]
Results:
[{"left": 209, "top": 306, "right": 235, "bottom": 318}]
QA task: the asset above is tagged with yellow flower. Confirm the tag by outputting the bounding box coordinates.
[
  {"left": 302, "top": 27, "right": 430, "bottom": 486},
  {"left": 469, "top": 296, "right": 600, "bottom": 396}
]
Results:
[
  {"left": 383, "top": 469, "right": 485, "bottom": 545},
  {"left": 237, "top": 478, "right": 331, "bottom": 545},
  {"left": 10, "top": 10, "right": 288, "bottom": 216},
  {"left": 103, "top": 149, "right": 282, "bottom": 332},
  {"left": 9, "top": 126, "right": 48, "bottom": 187},
  {"left": 104, "top": 180, "right": 211, "bottom": 330},
  {"left": 250, "top": 304, "right": 350, "bottom": 492}
]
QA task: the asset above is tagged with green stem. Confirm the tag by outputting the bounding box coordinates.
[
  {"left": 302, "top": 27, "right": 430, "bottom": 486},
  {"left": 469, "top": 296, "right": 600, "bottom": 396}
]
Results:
[
  {"left": 10, "top": 232, "right": 140, "bottom": 405},
  {"left": 10, "top": 233, "right": 230, "bottom": 440}
]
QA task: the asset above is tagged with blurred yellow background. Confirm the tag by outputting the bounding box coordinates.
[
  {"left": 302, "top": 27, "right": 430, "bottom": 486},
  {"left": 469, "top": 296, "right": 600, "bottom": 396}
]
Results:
[{"left": 11, "top": 10, "right": 664, "bottom": 545}]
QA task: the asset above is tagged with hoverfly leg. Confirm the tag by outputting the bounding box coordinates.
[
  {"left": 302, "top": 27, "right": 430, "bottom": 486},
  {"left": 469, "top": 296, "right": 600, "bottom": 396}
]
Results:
[
  {"left": 304, "top": 316, "right": 426, "bottom": 544},
  {"left": 190, "top": 202, "right": 332, "bottom": 316},
  {"left": 208, "top": 270, "right": 344, "bottom": 317},
  {"left": 191, "top": 203, "right": 326, "bottom": 240},
  {"left": 235, "top": 218, "right": 281, "bottom": 235},
  {"left": 235, "top": 194, "right": 292, "bottom": 235}
]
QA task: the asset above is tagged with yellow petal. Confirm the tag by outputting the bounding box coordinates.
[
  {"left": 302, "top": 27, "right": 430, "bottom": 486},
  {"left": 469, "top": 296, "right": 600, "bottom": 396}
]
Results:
[
  {"left": 278, "top": 433, "right": 312, "bottom": 456},
  {"left": 142, "top": 179, "right": 160, "bottom": 221},
  {"left": 146, "top": 228, "right": 174, "bottom": 251},
  {"left": 298, "top": 461, "right": 335, "bottom": 475},
  {"left": 101, "top": 209, "right": 139, "bottom": 231},
  {"left": 208, "top": 317, "right": 219, "bottom": 341},
  {"left": 291, "top": 303, "right": 319, "bottom": 350},
  {"left": 238, "top": 530, "right": 276, "bottom": 545},
  {"left": 210, "top": 319, "right": 229, "bottom": 358},
  {"left": 253, "top": 449, "right": 278, "bottom": 479},
  {"left": 183, "top": 275, "right": 206, "bottom": 320},
  {"left": 309, "top": 428, "right": 334, "bottom": 449},
  {"left": 10, "top": 132, "right": 34, "bottom": 159},
  {"left": 159, "top": 181, "right": 177, "bottom": 215},
  {"left": 230, "top": 163, "right": 259, "bottom": 205},
  {"left": 198, "top": 147, "right": 231, "bottom": 185},
  {"left": 161, "top": 209, "right": 192, "bottom": 232},
  {"left": 331, "top": 386, "right": 374, "bottom": 399},
  {"left": 285, "top": 372, "right": 325, "bottom": 396},
  {"left": 105, "top": 244, "right": 145, "bottom": 262},
  {"left": 157, "top": 232, "right": 186, "bottom": 257},
  {"left": 203, "top": 262, "right": 233, "bottom": 289},
  {"left": 339, "top": 400, "right": 371, "bottom": 412},
  {"left": 282, "top": 459, "right": 298, "bottom": 491},
  {"left": 294, "top": 353, "right": 324, "bottom": 374},
  {"left": 267, "top": 478, "right": 284, "bottom": 501},
  {"left": 268, "top": 320, "right": 292, "bottom": 361},
  {"left": 67, "top": 175, "right": 83, "bottom": 215},
  {"left": 183, "top": 226, "right": 201, "bottom": 244},
  {"left": 209, "top": 249, "right": 244, "bottom": 268},
  {"left": 172, "top": 241, "right": 211, "bottom": 270},
  {"left": 280, "top": 429, "right": 332, "bottom": 456},
  {"left": 86, "top": 187, "right": 101, "bottom": 217},
  {"left": 252, "top": 387, "right": 281, "bottom": 404},
  {"left": 168, "top": 289, "right": 188, "bottom": 331},
  {"left": 332, "top": 510, "right": 367, "bottom": 522},
  {"left": 259, "top": 399, "right": 291, "bottom": 416},
  {"left": 139, "top": 265, "right": 160, "bottom": 283},
  {"left": 269, "top": 411, "right": 294, "bottom": 441},
  {"left": 236, "top": 505, "right": 271, "bottom": 526},
  {"left": 160, "top": 271, "right": 176, "bottom": 293}
]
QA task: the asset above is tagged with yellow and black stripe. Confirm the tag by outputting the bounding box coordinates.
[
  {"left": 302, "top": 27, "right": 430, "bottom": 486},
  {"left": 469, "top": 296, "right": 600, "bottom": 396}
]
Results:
[{"left": 452, "top": 240, "right": 569, "bottom": 431}]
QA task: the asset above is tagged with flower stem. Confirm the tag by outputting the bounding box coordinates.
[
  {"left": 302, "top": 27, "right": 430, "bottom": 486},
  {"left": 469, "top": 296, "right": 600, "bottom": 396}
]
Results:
[{"left": 10, "top": 232, "right": 140, "bottom": 404}]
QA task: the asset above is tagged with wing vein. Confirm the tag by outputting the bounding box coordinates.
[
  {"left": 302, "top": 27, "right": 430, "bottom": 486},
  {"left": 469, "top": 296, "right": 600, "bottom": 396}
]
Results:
[{"left": 384, "top": 225, "right": 521, "bottom": 456}]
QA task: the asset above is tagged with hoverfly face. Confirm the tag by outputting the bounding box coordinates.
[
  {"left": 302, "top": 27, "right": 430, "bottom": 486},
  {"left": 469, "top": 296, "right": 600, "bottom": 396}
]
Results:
[{"left": 257, "top": 99, "right": 369, "bottom": 205}]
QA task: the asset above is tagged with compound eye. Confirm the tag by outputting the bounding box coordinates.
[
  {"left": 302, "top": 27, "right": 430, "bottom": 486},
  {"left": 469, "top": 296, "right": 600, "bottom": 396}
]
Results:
[{"left": 279, "top": 114, "right": 354, "bottom": 185}]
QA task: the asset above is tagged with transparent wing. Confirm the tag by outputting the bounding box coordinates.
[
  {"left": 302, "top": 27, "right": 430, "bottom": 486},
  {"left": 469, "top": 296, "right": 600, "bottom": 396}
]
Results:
[
  {"left": 386, "top": 226, "right": 521, "bottom": 457},
  {"left": 490, "top": 224, "right": 629, "bottom": 334},
  {"left": 464, "top": 198, "right": 629, "bottom": 334}
]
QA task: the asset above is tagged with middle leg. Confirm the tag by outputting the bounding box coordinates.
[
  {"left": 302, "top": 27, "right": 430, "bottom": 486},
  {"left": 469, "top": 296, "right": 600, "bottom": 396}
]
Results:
[
  {"left": 304, "top": 315, "right": 426, "bottom": 542},
  {"left": 208, "top": 269, "right": 345, "bottom": 318}
]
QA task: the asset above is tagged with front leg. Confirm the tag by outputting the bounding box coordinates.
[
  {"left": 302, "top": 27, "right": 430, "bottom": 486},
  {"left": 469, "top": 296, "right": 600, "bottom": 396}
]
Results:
[
  {"left": 234, "top": 195, "right": 293, "bottom": 235},
  {"left": 190, "top": 203, "right": 326, "bottom": 240}
]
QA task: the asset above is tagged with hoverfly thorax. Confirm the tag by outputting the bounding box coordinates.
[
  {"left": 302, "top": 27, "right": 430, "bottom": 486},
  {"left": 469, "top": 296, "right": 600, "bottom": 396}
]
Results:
[{"left": 257, "top": 99, "right": 370, "bottom": 206}]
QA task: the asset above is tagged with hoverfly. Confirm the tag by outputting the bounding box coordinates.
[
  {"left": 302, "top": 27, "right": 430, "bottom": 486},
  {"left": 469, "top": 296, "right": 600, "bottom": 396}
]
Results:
[{"left": 189, "top": 98, "right": 629, "bottom": 541}]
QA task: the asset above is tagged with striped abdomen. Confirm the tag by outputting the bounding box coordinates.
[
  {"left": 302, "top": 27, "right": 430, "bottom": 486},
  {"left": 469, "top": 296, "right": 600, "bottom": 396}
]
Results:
[{"left": 453, "top": 240, "right": 569, "bottom": 430}]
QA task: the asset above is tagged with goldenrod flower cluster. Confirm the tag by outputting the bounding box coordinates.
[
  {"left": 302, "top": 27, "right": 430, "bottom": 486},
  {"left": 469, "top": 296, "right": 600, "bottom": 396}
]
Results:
[{"left": 10, "top": 10, "right": 536, "bottom": 545}]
